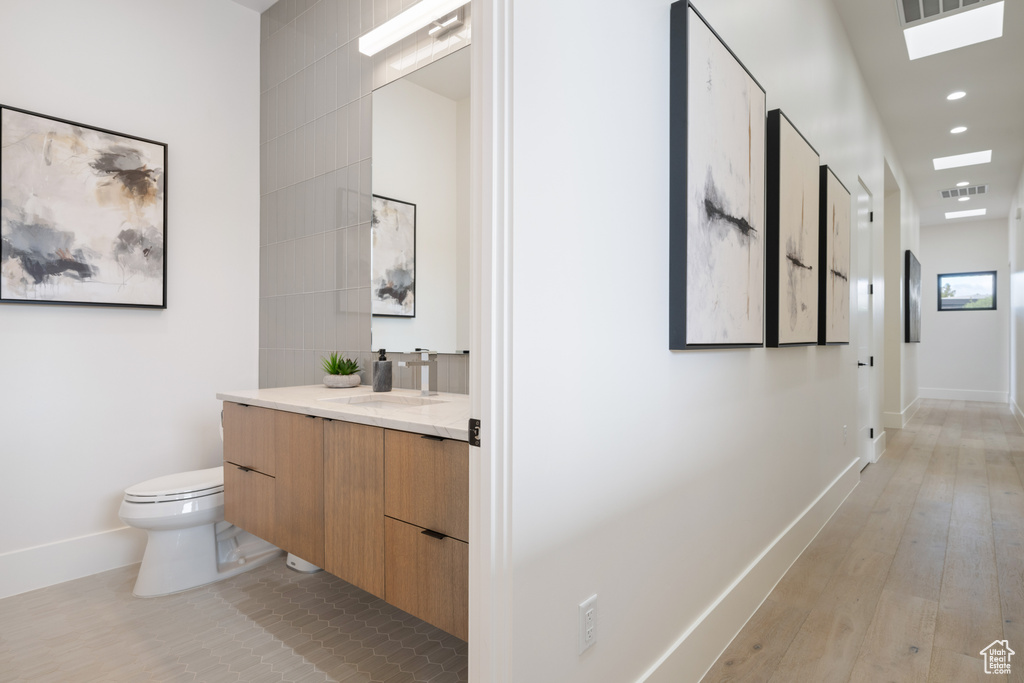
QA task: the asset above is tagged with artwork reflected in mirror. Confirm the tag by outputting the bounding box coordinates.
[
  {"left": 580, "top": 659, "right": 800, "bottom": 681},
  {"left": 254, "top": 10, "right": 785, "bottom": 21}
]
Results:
[
  {"left": 371, "top": 47, "right": 469, "bottom": 353},
  {"left": 371, "top": 195, "right": 416, "bottom": 317}
]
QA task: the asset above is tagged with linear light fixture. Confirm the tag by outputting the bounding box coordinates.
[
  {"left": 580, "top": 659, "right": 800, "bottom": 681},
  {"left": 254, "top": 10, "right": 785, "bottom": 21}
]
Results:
[
  {"left": 946, "top": 208, "right": 987, "bottom": 219},
  {"left": 933, "top": 150, "right": 992, "bottom": 170},
  {"left": 358, "top": 0, "right": 470, "bottom": 56},
  {"left": 950, "top": 126, "right": 967, "bottom": 134},
  {"left": 904, "top": 1, "right": 1004, "bottom": 60},
  {"left": 947, "top": 91, "right": 967, "bottom": 100}
]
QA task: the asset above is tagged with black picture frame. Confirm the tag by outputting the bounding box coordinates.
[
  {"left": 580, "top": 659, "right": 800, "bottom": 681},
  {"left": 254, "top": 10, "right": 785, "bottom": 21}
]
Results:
[
  {"left": 370, "top": 194, "right": 417, "bottom": 318},
  {"left": 818, "top": 165, "right": 851, "bottom": 345},
  {"left": 766, "top": 109, "right": 820, "bottom": 348},
  {"left": 905, "top": 249, "right": 921, "bottom": 343},
  {"left": 937, "top": 270, "right": 997, "bottom": 311},
  {"left": 669, "top": 1, "right": 767, "bottom": 350},
  {"left": 1, "top": 104, "right": 167, "bottom": 308}
]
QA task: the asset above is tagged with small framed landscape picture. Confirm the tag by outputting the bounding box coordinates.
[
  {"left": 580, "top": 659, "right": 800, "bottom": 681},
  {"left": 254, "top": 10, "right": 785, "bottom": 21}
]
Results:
[{"left": 1, "top": 105, "right": 167, "bottom": 308}]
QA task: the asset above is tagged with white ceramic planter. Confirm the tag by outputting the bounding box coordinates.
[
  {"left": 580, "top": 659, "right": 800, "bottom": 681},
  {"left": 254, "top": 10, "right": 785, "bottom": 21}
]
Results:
[{"left": 323, "top": 374, "right": 361, "bottom": 388}]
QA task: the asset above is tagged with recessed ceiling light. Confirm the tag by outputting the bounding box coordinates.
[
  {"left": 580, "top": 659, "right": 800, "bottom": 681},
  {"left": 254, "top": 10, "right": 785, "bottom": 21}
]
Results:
[
  {"left": 947, "top": 91, "right": 967, "bottom": 100},
  {"left": 946, "top": 208, "right": 987, "bottom": 219},
  {"left": 957, "top": 181, "right": 970, "bottom": 187},
  {"left": 959, "top": 197, "right": 970, "bottom": 202},
  {"left": 933, "top": 150, "right": 992, "bottom": 171},
  {"left": 951, "top": 126, "right": 967, "bottom": 134},
  {"left": 904, "top": 1, "right": 1004, "bottom": 60}
]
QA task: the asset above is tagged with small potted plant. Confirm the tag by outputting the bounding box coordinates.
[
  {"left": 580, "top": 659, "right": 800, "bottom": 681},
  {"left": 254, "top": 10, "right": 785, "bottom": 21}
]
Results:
[{"left": 321, "top": 352, "right": 361, "bottom": 388}]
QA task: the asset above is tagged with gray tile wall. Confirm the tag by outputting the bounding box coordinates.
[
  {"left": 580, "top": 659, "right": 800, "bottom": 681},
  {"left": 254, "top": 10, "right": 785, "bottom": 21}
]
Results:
[{"left": 259, "top": 0, "right": 471, "bottom": 394}]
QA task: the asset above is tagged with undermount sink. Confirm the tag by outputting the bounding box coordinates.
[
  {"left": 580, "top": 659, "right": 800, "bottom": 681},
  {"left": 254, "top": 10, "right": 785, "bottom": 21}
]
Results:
[{"left": 318, "top": 394, "right": 446, "bottom": 409}]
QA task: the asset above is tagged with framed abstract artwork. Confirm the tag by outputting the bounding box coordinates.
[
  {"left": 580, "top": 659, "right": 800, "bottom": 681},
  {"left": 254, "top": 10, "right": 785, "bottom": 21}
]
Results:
[
  {"left": 905, "top": 249, "right": 921, "bottom": 342},
  {"left": 818, "top": 165, "right": 851, "bottom": 345},
  {"left": 669, "top": 1, "right": 767, "bottom": 350},
  {"left": 371, "top": 195, "right": 416, "bottom": 318},
  {"left": 766, "top": 109, "right": 820, "bottom": 347},
  {"left": 1, "top": 105, "right": 167, "bottom": 308}
]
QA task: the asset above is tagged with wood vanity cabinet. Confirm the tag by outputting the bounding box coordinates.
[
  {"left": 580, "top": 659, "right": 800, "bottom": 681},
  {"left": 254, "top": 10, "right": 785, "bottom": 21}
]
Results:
[
  {"left": 323, "top": 420, "right": 385, "bottom": 598},
  {"left": 222, "top": 402, "right": 325, "bottom": 568},
  {"left": 223, "top": 401, "right": 468, "bottom": 640},
  {"left": 383, "top": 431, "right": 469, "bottom": 641}
]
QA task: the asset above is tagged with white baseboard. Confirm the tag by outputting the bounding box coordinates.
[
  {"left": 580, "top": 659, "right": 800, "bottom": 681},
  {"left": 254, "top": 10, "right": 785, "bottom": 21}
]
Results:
[
  {"left": 1013, "top": 399, "right": 1024, "bottom": 433},
  {"left": 639, "top": 458, "right": 861, "bottom": 683},
  {"left": 0, "top": 526, "right": 145, "bottom": 600},
  {"left": 883, "top": 396, "right": 922, "bottom": 430},
  {"left": 874, "top": 430, "right": 887, "bottom": 462},
  {"left": 918, "top": 387, "right": 1009, "bottom": 403}
]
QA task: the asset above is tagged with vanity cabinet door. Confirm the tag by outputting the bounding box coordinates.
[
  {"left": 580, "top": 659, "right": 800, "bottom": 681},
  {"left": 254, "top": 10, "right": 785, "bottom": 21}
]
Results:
[
  {"left": 384, "top": 517, "right": 469, "bottom": 641},
  {"left": 324, "top": 420, "right": 385, "bottom": 598},
  {"left": 274, "top": 412, "right": 324, "bottom": 568},
  {"left": 222, "top": 402, "right": 276, "bottom": 476},
  {"left": 224, "top": 463, "right": 277, "bottom": 545},
  {"left": 384, "top": 431, "right": 469, "bottom": 542}
]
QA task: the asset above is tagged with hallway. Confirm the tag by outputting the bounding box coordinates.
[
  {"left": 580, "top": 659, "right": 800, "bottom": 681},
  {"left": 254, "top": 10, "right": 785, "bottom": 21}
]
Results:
[{"left": 703, "top": 400, "right": 1024, "bottom": 682}]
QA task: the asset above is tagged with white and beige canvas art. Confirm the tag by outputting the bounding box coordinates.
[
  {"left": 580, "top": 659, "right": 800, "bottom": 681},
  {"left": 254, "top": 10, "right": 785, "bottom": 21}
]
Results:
[
  {"left": 683, "top": 5, "right": 767, "bottom": 346},
  {"left": 820, "top": 167, "right": 850, "bottom": 344},
  {"left": 771, "top": 112, "right": 819, "bottom": 345},
  {"left": 0, "top": 106, "right": 166, "bottom": 307}
]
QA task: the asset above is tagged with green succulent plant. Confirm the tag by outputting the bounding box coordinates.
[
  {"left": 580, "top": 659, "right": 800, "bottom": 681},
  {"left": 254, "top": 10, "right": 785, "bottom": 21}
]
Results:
[{"left": 321, "top": 352, "right": 360, "bottom": 376}]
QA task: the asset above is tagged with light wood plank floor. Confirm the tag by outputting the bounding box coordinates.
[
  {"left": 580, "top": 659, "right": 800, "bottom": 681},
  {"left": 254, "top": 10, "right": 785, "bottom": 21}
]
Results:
[{"left": 702, "top": 399, "right": 1024, "bottom": 683}]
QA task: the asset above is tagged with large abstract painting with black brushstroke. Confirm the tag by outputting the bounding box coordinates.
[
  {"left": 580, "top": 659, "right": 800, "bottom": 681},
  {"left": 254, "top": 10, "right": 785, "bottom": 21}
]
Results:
[
  {"left": 905, "top": 250, "right": 921, "bottom": 343},
  {"left": 683, "top": 5, "right": 766, "bottom": 346},
  {"left": 772, "top": 113, "right": 820, "bottom": 345},
  {"left": 0, "top": 106, "right": 166, "bottom": 307},
  {"left": 819, "top": 167, "right": 850, "bottom": 345},
  {"left": 371, "top": 195, "right": 416, "bottom": 317}
]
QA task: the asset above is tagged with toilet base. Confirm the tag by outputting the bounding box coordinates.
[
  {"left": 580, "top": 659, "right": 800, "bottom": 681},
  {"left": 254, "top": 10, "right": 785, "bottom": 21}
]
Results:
[{"left": 133, "top": 522, "right": 283, "bottom": 598}]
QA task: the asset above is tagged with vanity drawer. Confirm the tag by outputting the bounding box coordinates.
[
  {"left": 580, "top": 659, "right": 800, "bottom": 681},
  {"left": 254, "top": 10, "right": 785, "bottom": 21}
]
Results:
[
  {"left": 384, "top": 430, "right": 469, "bottom": 543},
  {"left": 384, "top": 516, "right": 468, "bottom": 641},
  {"left": 224, "top": 463, "right": 276, "bottom": 545},
  {"left": 222, "top": 402, "right": 276, "bottom": 476}
]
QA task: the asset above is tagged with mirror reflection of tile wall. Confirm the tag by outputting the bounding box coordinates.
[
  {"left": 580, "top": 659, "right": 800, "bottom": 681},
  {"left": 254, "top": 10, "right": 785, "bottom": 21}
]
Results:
[{"left": 258, "top": 0, "right": 471, "bottom": 392}]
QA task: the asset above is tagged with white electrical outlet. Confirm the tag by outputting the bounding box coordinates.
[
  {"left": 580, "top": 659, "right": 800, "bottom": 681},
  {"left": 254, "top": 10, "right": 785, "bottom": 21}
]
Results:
[
  {"left": 843, "top": 425, "right": 848, "bottom": 444},
  {"left": 579, "top": 594, "right": 597, "bottom": 654}
]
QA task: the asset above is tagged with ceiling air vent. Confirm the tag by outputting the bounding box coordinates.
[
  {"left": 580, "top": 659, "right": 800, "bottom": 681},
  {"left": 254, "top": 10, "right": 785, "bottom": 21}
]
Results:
[
  {"left": 898, "top": 0, "right": 986, "bottom": 26},
  {"left": 940, "top": 184, "right": 988, "bottom": 198}
]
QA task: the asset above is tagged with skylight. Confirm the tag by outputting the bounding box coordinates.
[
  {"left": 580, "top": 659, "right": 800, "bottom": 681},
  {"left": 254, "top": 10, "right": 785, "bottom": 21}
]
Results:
[
  {"left": 933, "top": 150, "right": 992, "bottom": 170},
  {"left": 945, "top": 208, "right": 987, "bottom": 219},
  {"left": 904, "top": 1, "right": 1004, "bottom": 60}
]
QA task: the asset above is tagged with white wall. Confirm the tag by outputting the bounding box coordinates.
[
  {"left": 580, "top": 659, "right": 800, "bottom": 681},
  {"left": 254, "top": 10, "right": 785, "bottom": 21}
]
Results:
[
  {"left": 371, "top": 78, "right": 464, "bottom": 353},
  {"left": 0, "top": 0, "right": 260, "bottom": 598},
  {"left": 1010, "top": 166, "right": 1024, "bottom": 425},
  {"left": 919, "top": 220, "right": 1010, "bottom": 403},
  {"left": 506, "top": 0, "right": 918, "bottom": 681}
]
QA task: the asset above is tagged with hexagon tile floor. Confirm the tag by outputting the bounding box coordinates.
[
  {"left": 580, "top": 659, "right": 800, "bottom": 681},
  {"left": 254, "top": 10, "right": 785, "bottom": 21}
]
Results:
[{"left": 0, "top": 560, "right": 467, "bottom": 683}]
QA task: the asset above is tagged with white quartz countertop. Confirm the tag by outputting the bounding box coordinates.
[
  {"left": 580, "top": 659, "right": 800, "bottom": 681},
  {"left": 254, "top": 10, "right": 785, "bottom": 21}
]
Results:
[{"left": 216, "top": 385, "right": 471, "bottom": 442}]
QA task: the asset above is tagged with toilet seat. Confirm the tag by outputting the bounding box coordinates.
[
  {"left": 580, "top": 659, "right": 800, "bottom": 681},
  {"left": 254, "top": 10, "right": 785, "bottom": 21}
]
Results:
[{"left": 123, "top": 466, "right": 224, "bottom": 504}]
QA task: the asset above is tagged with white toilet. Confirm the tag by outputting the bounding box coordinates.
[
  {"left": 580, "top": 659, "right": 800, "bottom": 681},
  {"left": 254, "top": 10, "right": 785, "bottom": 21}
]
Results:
[{"left": 118, "top": 466, "right": 283, "bottom": 597}]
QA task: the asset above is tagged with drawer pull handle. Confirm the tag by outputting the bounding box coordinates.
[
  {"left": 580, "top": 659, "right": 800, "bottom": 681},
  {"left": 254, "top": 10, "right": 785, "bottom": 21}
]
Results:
[
  {"left": 421, "top": 528, "right": 447, "bottom": 541},
  {"left": 236, "top": 465, "right": 254, "bottom": 473},
  {"left": 421, "top": 435, "right": 445, "bottom": 442}
]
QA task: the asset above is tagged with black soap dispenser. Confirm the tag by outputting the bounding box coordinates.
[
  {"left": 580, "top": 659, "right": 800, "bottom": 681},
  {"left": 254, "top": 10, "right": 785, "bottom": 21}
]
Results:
[{"left": 373, "top": 349, "right": 392, "bottom": 392}]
